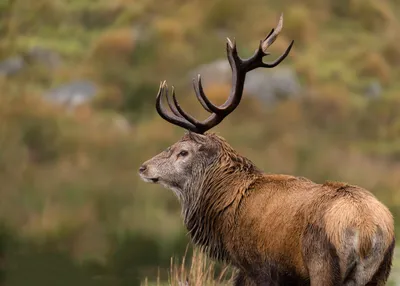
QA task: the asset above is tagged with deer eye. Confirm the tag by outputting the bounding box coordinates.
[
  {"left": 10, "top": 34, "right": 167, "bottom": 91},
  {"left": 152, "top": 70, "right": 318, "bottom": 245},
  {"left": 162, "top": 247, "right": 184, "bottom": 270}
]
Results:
[{"left": 178, "top": 150, "right": 188, "bottom": 157}]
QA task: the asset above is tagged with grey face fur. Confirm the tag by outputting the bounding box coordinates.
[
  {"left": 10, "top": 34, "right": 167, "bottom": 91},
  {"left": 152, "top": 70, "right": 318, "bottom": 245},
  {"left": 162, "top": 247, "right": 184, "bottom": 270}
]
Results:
[{"left": 138, "top": 132, "right": 218, "bottom": 200}]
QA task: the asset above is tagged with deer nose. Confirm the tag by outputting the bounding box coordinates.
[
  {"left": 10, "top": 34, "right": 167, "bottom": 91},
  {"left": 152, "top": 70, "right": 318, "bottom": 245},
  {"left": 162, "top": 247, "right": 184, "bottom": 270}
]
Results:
[{"left": 139, "top": 165, "right": 147, "bottom": 173}]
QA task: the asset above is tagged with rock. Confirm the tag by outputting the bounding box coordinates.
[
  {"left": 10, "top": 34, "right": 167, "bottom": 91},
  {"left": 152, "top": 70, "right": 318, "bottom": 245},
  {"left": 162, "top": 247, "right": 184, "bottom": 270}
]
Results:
[
  {"left": 0, "top": 56, "right": 25, "bottom": 76},
  {"left": 0, "top": 47, "right": 61, "bottom": 76},
  {"left": 188, "top": 59, "right": 301, "bottom": 104},
  {"left": 364, "top": 80, "right": 382, "bottom": 99},
  {"left": 44, "top": 80, "right": 98, "bottom": 108},
  {"left": 244, "top": 67, "right": 302, "bottom": 103},
  {"left": 26, "top": 46, "right": 62, "bottom": 69}
]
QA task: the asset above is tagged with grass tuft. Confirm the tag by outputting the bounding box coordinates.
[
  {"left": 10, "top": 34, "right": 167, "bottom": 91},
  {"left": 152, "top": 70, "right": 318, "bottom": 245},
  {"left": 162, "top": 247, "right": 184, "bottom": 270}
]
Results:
[{"left": 141, "top": 247, "right": 235, "bottom": 286}]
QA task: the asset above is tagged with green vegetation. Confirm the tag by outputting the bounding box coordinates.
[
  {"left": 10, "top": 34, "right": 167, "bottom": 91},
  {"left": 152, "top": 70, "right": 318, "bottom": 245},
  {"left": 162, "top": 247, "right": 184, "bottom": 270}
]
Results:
[{"left": 0, "top": 0, "right": 400, "bottom": 285}]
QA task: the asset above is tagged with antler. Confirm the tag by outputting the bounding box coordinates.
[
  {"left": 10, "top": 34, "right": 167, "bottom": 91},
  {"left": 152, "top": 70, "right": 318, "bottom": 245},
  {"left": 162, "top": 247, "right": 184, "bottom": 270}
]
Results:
[{"left": 156, "top": 14, "right": 294, "bottom": 134}]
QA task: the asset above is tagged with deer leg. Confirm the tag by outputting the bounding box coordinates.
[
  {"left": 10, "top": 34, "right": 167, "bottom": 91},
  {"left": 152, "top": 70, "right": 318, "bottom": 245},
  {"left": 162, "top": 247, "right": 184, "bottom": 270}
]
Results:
[
  {"left": 365, "top": 239, "right": 395, "bottom": 286},
  {"left": 302, "top": 224, "right": 342, "bottom": 286}
]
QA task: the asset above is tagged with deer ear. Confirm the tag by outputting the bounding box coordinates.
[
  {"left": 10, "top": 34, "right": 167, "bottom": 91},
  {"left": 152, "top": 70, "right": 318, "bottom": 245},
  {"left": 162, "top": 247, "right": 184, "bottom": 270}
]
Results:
[{"left": 198, "top": 140, "right": 218, "bottom": 163}]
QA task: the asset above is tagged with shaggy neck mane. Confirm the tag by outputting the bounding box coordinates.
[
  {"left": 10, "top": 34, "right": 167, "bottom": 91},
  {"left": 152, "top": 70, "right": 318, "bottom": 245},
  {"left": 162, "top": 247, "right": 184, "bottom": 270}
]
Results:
[{"left": 182, "top": 133, "right": 262, "bottom": 261}]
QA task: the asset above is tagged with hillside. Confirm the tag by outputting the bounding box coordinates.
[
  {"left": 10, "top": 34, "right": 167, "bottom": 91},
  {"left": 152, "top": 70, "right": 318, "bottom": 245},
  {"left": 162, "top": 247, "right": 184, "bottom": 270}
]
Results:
[{"left": 0, "top": 0, "right": 400, "bottom": 285}]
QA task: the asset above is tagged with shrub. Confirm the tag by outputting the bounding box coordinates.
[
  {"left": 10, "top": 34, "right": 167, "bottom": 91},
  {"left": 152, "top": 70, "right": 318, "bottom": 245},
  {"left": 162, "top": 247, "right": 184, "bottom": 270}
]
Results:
[
  {"left": 350, "top": 0, "right": 393, "bottom": 32},
  {"left": 91, "top": 28, "right": 136, "bottom": 63},
  {"left": 203, "top": 0, "right": 246, "bottom": 30},
  {"left": 381, "top": 35, "right": 400, "bottom": 66},
  {"left": 357, "top": 52, "right": 391, "bottom": 84},
  {"left": 283, "top": 5, "right": 317, "bottom": 46}
]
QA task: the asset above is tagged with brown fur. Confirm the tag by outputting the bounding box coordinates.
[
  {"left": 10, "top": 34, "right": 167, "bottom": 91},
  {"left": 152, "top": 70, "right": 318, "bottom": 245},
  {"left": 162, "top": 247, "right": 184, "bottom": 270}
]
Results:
[{"left": 139, "top": 132, "right": 395, "bottom": 285}]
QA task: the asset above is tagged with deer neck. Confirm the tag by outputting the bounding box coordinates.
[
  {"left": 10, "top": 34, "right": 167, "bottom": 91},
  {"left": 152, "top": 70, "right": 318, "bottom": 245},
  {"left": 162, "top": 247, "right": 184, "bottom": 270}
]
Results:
[{"left": 181, "top": 156, "right": 261, "bottom": 261}]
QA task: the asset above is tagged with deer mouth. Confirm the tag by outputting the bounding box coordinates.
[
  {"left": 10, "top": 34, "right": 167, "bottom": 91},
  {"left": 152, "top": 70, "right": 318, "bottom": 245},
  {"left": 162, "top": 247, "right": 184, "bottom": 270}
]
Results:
[
  {"left": 150, "top": 177, "right": 159, "bottom": 183},
  {"left": 140, "top": 175, "right": 159, "bottom": 183}
]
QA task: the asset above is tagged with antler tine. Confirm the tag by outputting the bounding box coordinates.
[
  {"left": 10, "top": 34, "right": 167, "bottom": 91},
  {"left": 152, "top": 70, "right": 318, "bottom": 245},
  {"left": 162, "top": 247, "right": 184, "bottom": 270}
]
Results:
[
  {"left": 155, "top": 81, "right": 198, "bottom": 132},
  {"left": 170, "top": 86, "right": 204, "bottom": 127},
  {"left": 192, "top": 76, "right": 212, "bottom": 113},
  {"left": 164, "top": 83, "right": 182, "bottom": 117},
  {"left": 192, "top": 75, "right": 224, "bottom": 114},
  {"left": 261, "top": 13, "right": 284, "bottom": 53},
  {"left": 156, "top": 81, "right": 221, "bottom": 134},
  {"left": 260, "top": 40, "right": 294, "bottom": 68},
  {"left": 240, "top": 14, "right": 294, "bottom": 71},
  {"left": 263, "top": 28, "right": 276, "bottom": 45}
]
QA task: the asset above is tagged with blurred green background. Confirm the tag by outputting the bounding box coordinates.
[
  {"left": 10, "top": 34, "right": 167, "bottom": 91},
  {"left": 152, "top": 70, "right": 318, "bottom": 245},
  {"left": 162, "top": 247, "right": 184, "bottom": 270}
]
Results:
[{"left": 0, "top": 0, "right": 400, "bottom": 285}]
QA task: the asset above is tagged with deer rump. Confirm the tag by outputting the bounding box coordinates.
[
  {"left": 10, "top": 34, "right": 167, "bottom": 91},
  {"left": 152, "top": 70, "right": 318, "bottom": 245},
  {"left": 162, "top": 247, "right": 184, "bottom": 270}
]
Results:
[{"left": 201, "top": 175, "right": 395, "bottom": 286}]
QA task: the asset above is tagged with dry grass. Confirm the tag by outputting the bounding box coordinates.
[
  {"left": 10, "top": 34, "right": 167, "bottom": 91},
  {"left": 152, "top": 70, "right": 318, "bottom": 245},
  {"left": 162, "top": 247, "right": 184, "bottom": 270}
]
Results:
[
  {"left": 382, "top": 35, "right": 400, "bottom": 66},
  {"left": 358, "top": 52, "right": 391, "bottom": 84},
  {"left": 141, "top": 247, "right": 235, "bottom": 286}
]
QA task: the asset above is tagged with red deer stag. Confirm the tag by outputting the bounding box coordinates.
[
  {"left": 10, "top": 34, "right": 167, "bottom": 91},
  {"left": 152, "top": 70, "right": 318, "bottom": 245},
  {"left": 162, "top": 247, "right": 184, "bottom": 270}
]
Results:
[{"left": 139, "top": 15, "right": 395, "bottom": 286}]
